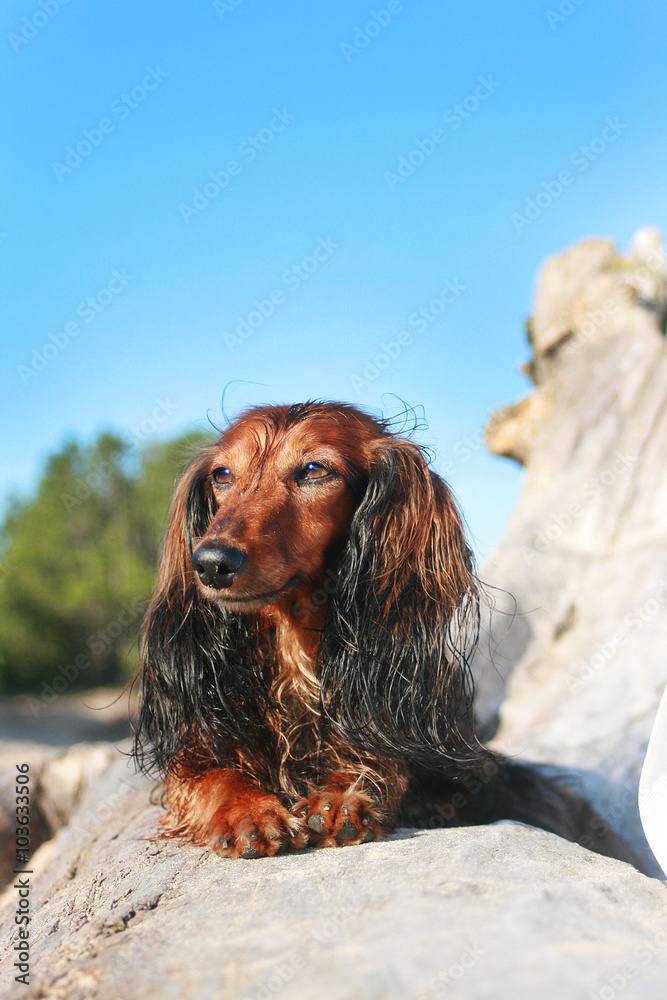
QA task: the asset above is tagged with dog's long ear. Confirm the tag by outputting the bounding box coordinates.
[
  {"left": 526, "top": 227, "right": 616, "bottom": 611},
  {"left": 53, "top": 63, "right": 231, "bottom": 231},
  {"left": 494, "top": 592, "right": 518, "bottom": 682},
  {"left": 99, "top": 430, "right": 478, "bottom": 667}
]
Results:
[
  {"left": 320, "top": 439, "right": 483, "bottom": 770},
  {"left": 132, "top": 448, "right": 272, "bottom": 778}
]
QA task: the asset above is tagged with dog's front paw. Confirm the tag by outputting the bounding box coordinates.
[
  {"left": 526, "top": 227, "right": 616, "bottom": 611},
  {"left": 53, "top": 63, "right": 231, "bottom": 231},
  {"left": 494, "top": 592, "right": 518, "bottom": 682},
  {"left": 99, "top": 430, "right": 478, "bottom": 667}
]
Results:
[
  {"left": 213, "top": 793, "right": 308, "bottom": 859},
  {"left": 293, "top": 783, "right": 383, "bottom": 848}
]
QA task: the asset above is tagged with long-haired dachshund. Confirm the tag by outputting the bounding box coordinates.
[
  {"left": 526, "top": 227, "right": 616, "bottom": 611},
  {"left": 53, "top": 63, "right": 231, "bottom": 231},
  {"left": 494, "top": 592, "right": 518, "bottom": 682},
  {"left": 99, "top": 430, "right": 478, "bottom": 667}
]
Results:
[{"left": 133, "top": 401, "right": 638, "bottom": 865}]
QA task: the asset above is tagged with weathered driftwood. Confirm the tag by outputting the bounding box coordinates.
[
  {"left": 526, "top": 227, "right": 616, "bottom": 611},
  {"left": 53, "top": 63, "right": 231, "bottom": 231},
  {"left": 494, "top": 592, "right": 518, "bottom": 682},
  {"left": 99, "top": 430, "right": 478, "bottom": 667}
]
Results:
[{"left": 473, "top": 228, "right": 667, "bottom": 875}]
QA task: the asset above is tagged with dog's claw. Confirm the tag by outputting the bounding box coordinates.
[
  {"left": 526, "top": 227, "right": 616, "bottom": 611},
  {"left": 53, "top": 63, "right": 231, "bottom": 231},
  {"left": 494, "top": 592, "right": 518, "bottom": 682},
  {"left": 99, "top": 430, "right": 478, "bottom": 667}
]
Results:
[
  {"left": 269, "top": 833, "right": 290, "bottom": 854},
  {"left": 307, "top": 813, "right": 326, "bottom": 834}
]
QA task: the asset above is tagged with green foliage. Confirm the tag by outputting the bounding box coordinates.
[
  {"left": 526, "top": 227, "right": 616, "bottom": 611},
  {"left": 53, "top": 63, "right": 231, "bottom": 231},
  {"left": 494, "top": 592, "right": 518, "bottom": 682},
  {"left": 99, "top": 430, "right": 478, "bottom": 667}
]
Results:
[{"left": 0, "top": 428, "right": 214, "bottom": 693}]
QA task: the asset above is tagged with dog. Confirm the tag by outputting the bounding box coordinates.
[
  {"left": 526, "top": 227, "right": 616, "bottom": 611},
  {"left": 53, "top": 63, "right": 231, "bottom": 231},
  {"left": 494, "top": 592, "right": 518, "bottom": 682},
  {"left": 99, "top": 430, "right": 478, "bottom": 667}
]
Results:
[{"left": 133, "top": 401, "right": 638, "bottom": 864}]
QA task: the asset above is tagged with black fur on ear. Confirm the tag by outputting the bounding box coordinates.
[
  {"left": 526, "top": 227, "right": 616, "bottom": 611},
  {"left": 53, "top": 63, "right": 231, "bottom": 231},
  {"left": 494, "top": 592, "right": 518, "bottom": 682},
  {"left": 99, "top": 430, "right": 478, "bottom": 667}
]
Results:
[
  {"left": 318, "top": 439, "right": 485, "bottom": 772},
  {"left": 131, "top": 449, "right": 275, "bottom": 780}
]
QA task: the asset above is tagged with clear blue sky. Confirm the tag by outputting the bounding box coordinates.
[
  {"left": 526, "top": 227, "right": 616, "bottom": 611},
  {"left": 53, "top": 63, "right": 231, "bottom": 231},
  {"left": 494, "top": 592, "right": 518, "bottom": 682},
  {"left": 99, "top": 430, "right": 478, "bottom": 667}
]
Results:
[{"left": 2, "top": 1, "right": 666, "bottom": 561}]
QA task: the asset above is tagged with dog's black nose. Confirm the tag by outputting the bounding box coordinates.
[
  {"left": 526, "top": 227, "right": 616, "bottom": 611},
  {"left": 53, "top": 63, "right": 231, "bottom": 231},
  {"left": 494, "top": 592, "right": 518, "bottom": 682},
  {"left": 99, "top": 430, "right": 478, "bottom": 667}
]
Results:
[{"left": 191, "top": 545, "right": 247, "bottom": 590}]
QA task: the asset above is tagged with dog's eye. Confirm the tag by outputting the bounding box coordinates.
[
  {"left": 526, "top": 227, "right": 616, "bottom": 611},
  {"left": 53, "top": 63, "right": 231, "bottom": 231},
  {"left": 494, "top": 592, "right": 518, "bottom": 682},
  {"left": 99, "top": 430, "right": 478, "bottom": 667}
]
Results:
[
  {"left": 211, "top": 467, "right": 233, "bottom": 486},
  {"left": 295, "top": 462, "right": 333, "bottom": 483}
]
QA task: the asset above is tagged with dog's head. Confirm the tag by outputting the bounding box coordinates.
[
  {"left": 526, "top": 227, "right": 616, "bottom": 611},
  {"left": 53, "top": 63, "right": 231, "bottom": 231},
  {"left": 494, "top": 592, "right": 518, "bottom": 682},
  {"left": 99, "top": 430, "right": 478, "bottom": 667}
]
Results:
[{"left": 134, "top": 402, "right": 481, "bottom": 777}]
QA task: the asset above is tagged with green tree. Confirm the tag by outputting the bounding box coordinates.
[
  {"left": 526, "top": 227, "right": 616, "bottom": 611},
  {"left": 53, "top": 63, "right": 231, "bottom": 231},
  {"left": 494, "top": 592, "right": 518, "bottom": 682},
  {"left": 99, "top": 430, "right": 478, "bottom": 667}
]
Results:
[{"left": 0, "top": 429, "right": 213, "bottom": 693}]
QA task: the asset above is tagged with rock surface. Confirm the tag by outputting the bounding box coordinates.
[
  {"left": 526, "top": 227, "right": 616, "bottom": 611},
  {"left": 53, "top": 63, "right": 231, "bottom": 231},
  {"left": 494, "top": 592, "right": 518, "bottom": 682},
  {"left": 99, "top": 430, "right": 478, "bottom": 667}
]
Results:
[
  {"left": 1, "top": 746, "right": 666, "bottom": 1000},
  {"left": 0, "top": 740, "right": 124, "bottom": 889},
  {"left": 474, "top": 228, "right": 667, "bottom": 875}
]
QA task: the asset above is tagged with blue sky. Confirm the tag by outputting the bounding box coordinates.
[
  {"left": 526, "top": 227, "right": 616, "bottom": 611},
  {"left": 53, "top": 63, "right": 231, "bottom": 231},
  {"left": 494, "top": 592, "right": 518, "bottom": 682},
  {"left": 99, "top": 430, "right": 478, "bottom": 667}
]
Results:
[{"left": 2, "top": 1, "right": 666, "bottom": 561}]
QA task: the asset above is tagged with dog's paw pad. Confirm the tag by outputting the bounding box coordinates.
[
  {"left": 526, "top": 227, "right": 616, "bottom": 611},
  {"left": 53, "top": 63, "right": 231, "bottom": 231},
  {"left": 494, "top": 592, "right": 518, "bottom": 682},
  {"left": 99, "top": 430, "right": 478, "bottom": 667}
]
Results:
[{"left": 295, "top": 784, "right": 383, "bottom": 848}]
